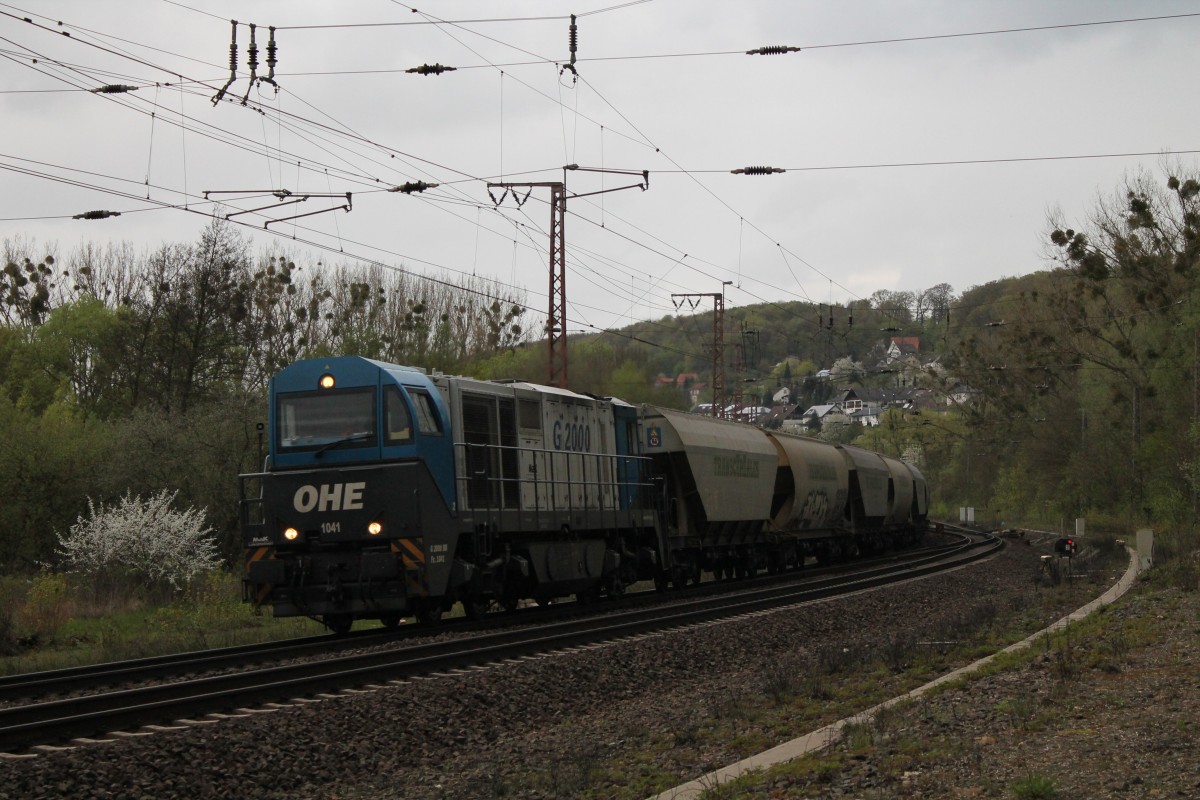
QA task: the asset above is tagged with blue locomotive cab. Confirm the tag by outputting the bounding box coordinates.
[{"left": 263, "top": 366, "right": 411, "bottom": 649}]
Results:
[
  {"left": 242, "top": 356, "right": 459, "bottom": 632},
  {"left": 269, "top": 357, "right": 454, "bottom": 505}
]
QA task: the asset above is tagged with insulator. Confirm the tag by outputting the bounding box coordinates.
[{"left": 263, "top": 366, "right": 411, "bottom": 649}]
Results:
[
  {"left": 406, "top": 63, "right": 456, "bottom": 76},
  {"left": 73, "top": 210, "right": 121, "bottom": 220},
  {"left": 227, "top": 20, "right": 238, "bottom": 72},
  {"left": 213, "top": 20, "right": 238, "bottom": 104},
  {"left": 731, "top": 166, "right": 785, "bottom": 175},
  {"left": 561, "top": 13, "right": 578, "bottom": 80},
  {"left": 259, "top": 26, "right": 279, "bottom": 88},
  {"left": 746, "top": 45, "right": 801, "bottom": 55},
  {"left": 90, "top": 84, "right": 138, "bottom": 94},
  {"left": 246, "top": 23, "right": 259, "bottom": 73},
  {"left": 389, "top": 181, "right": 439, "bottom": 194}
]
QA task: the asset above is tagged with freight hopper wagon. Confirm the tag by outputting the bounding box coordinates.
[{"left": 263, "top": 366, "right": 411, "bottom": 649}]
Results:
[
  {"left": 639, "top": 408, "right": 929, "bottom": 583},
  {"left": 240, "top": 356, "right": 659, "bottom": 633}
]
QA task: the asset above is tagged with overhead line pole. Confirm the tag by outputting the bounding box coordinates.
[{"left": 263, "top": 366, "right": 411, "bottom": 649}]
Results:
[
  {"left": 488, "top": 165, "right": 648, "bottom": 388},
  {"left": 672, "top": 281, "right": 731, "bottom": 418}
]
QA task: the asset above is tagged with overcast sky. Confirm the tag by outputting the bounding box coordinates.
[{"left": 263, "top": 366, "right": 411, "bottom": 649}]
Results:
[{"left": 3, "top": 0, "right": 1198, "bottom": 335}]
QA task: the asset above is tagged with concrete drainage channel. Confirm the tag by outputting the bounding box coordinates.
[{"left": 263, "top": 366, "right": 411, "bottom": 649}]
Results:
[{"left": 650, "top": 545, "right": 1145, "bottom": 800}]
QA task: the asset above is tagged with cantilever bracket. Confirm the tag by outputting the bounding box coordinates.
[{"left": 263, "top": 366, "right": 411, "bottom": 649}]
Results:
[{"left": 202, "top": 189, "right": 352, "bottom": 228}]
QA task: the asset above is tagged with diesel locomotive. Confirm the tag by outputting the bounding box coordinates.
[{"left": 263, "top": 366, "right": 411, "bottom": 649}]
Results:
[{"left": 240, "top": 355, "right": 929, "bottom": 633}]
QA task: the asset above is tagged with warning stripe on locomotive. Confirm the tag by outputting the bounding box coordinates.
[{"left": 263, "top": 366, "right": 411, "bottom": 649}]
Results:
[
  {"left": 246, "top": 546, "right": 275, "bottom": 607},
  {"left": 392, "top": 538, "right": 429, "bottom": 596}
]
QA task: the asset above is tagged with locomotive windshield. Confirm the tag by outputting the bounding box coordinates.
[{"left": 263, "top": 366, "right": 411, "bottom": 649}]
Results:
[{"left": 277, "top": 388, "right": 376, "bottom": 451}]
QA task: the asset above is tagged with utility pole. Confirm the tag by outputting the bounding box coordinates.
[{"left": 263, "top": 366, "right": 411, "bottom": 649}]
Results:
[
  {"left": 732, "top": 340, "right": 744, "bottom": 420},
  {"left": 732, "top": 323, "right": 759, "bottom": 421},
  {"left": 673, "top": 281, "right": 731, "bottom": 417},
  {"left": 488, "top": 165, "right": 647, "bottom": 388}
]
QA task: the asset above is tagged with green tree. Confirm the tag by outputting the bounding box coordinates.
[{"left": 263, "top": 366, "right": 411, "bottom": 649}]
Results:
[
  {"left": 943, "top": 167, "right": 1200, "bottom": 524},
  {"left": 99, "top": 393, "right": 261, "bottom": 562},
  {"left": 0, "top": 253, "right": 54, "bottom": 327},
  {"left": 608, "top": 359, "right": 687, "bottom": 408},
  {"left": 0, "top": 399, "right": 113, "bottom": 569},
  {"left": 7, "top": 298, "right": 132, "bottom": 417},
  {"left": 123, "top": 219, "right": 252, "bottom": 412}
]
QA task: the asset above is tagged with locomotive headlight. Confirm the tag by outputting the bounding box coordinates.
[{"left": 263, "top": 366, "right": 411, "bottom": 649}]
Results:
[
  {"left": 283, "top": 527, "right": 300, "bottom": 541},
  {"left": 367, "top": 521, "right": 383, "bottom": 536},
  {"left": 319, "top": 374, "right": 335, "bottom": 389}
]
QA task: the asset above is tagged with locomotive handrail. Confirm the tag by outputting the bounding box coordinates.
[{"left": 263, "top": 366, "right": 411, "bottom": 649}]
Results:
[
  {"left": 237, "top": 473, "right": 266, "bottom": 545},
  {"left": 453, "top": 441, "right": 655, "bottom": 528}
]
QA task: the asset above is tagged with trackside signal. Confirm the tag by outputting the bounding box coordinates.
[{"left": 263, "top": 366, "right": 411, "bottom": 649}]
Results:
[{"left": 1054, "top": 537, "right": 1077, "bottom": 557}]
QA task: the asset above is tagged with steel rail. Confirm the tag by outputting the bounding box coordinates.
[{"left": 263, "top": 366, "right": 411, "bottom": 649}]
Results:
[
  {"left": 0, "top": 533, "right": 969, "bottom": 702},
  {"left": 0, "top": 623, "right": 444, "bottom": 700},
  {"left": 0, "top": 532, "right": 998, "bottom": 754}
]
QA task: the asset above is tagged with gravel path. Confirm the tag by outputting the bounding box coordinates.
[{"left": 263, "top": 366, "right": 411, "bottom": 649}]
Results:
[{"left": 1, "top": 537, "right": 1153, "bottom": 800}]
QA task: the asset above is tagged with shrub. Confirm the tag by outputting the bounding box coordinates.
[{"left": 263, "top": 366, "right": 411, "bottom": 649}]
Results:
[
  {"left": 57, "top": 489, "right": 222, "bottom": 601},
  {"left": 1011, "top": 772, "right": 1059, "bottom": 799},
  {"left": 0, "top": 579, "right": 20, "bottom": 655},
  {"left": 20, "top": 571, "right": 71, "bottom": 644},
  {"left": 760, "top": 654, "right": 804, "bottom": 704}
]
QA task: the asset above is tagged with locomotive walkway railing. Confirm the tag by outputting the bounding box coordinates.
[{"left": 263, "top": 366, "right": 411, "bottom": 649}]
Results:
[{"left": 454, "top": 442, "right": 656, "bottom": 532}]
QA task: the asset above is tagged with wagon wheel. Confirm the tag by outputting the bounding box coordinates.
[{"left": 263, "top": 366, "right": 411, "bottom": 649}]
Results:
[
  {"left": 380, "top": 613, "right": 404, "bottom": 629},
  {"left": 465, "top": 596, "right": 491, "bottom": 620},
  {"left": 324, "top": 613, "right": 354, "bottom": 635},
  {"left": 672, "top": 566, "right": 690, "bottom": 590},
  {"left": 607, "top": 575, "right": 625, "bottom": 600},
  {"left": 653, "top": 571, "right": 670, "bottom": 592},
  {"left": 414, "top": 601, "right": 442, "bottom": 626}
]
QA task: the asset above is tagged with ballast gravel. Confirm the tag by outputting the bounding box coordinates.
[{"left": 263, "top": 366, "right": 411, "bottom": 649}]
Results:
[{"left": 0, "top": 538, "right": 1151, "bottom": 800}]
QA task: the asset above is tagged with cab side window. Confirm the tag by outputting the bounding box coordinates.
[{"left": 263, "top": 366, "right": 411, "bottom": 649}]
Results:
[
  {"left": 385, "top": 387, "right": 413, "bottom": 444},
  {"left": 409, "top": 388, "right": 444, "bottom": 435}
]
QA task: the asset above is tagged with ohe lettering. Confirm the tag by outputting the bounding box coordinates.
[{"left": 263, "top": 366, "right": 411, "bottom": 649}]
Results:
[{"left": 293, "top": 482, "right": 366, "bottom": 513}]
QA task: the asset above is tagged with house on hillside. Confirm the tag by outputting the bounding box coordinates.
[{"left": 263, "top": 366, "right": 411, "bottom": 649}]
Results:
[
  {"left": 726, "top": 404, "right": 771, "bottom": 423},
  {"left": 874, "top": 336, "right": 933, "bottom": 389},
  {"left": 946, "top": 385, "right": 979, "bottom": 407},
  {"left": 885, "top": 336, "right": 920, "bottom": 364},
  {"left": 780, "top": 402, "right": 848, "bottom": 435},
  {"left": 838, "top": 388, "right": 869, "bottom": 413},
  {"left": 848, "top": 405, "right": 884, "bottom": 427},
  {"left": 837, "top": 387, "right": 922, "bottom": 412}
]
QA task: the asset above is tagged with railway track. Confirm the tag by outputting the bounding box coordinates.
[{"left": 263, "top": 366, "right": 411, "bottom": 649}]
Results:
[
  {"left": 0, "top": 528, "right": 997, "bottom": 754},
  {"left": 0, "top": 530, "right": 972, "bottom": 704},
  {"left": 0, "top": 619, "right": 444, "bottom": 701}
]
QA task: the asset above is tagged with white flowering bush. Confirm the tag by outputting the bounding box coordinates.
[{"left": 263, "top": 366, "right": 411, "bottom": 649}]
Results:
[{"left": 57, "top": 490, "right": 222, "bottom": 598}]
